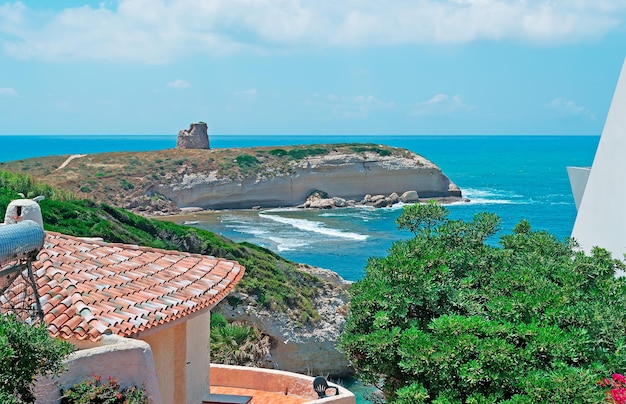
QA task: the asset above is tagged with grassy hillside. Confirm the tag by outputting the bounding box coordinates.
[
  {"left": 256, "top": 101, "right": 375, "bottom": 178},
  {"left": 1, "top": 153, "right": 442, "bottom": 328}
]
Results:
[
  {"left": 0, "top": 171, "right": 322, "bottom": 324},
  {"left": 0, "top": 143, "right": 408, "bottom": 211}
]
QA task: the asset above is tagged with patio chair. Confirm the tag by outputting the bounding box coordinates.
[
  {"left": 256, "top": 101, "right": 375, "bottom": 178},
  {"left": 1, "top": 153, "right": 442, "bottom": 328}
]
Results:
[{"left": 313, "top": 376, "right": 339, "bottom": 398}]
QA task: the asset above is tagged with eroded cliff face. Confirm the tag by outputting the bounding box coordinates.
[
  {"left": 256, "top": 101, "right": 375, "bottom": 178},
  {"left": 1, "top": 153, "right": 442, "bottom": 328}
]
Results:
[
  {"left": 216, "top": 265, "right": 354, "bottom": 377},
  {"left": 2, "top": 143, "right": 463, "bottom": 215},
  {"left": 158, "top": 151, "right": 461, "bottom": 209}
]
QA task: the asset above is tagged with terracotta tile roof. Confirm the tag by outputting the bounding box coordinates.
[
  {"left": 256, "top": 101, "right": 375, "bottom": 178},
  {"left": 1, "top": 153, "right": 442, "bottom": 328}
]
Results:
[{"left": 0, "top": 232, "right": 244, "bottom": 341}]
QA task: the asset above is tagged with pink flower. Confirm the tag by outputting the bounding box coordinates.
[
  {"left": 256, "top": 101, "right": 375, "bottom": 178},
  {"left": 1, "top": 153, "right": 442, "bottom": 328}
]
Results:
[
  {"left": 610, "top": 388, "right": 626, "bottom": 404},
  {"left": 614, "top": 374, "right": 626, "bottom": 384}
]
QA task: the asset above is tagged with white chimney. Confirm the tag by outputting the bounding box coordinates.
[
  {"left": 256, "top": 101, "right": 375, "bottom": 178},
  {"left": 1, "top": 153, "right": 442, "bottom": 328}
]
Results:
[{"left": 3, "top": 199, "right": 44, "bottom": 229}]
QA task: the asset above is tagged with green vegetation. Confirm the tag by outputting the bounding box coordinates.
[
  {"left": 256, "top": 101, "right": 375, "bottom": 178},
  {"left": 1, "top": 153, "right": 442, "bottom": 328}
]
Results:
[
  {"left": 235, "top": 154, "right": 259, "bottom": 167},
  {"left": 0, "top": 171, "right": 321, "bottom": 321},
  {"left": 340, "top": 201, "right": 626, "bottom": 403},
  {"left": 119, "top": 179, "right": 134, "bottom": 190},
  {"left": 61, "top": 374, "right": 148, "bottom": 404},
  {"left": 286, "top": 146, "right": 329, "bottom": 160},
  {"left": 210, "top": 313, "right": 270, "bottom": 367},
  {"left": 0, "top": 314, "right": 74, "bottom": 403},
  {"left": 269, "top": 148, "right": 288, "bottom": 156},
  {"left": 349, "top": 144, "right": 393, "bottom": 156},
  {"left": 0, "top": 170, "right": 73, "bottom": 201}
]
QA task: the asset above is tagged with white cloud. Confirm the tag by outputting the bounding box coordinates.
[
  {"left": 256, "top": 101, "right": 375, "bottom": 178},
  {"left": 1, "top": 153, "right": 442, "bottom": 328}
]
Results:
[
  {"left": 1, "top": 0, "right": 625, "bottom": 63},
  {"left": 328, "top": 94, "right": 394, "bottom": 119},
  {"left": 412, "top": 93, "right": 472, "bottom": 115},
  {"left": 547, "top": 97, "right": 595, "bottom": 119},
  {"left": 167, "top": 79, "right": 190, "bottom": 89},
  {"left": 0, "top": 87, "right": 18, "bottom": 96}
]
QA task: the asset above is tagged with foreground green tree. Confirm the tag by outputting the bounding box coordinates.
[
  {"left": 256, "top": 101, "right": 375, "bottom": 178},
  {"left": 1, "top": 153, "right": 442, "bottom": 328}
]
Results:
[
  {"left": 340, "top": 202, "right": 626, "bottom": 403},
  {"left": 0, "top": 314, "right": 74, "bottom": 403}
]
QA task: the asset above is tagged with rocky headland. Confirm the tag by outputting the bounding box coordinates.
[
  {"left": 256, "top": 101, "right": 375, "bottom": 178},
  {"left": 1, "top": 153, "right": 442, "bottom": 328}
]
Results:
[{"left": 0, "top": 142, "right": 464, "bottom": 215}]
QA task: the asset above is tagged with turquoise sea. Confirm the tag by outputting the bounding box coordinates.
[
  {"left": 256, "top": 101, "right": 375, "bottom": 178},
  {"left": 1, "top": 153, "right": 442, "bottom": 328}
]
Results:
[
  {"left": 0, "top": 134, "right": 600, "bottom": 402},
  {"left": 0, "top": 134, "right": 599, "bottom": 282}
]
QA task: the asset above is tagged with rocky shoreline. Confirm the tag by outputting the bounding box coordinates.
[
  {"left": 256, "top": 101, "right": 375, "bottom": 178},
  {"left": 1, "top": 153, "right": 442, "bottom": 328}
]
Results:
[{"left": 216, "top": 264, "right": 354, "bottom": 377}]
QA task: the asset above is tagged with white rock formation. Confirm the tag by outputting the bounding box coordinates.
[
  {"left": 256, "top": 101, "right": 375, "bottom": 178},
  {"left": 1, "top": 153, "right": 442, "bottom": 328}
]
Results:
[{"left": 158, "top": 150, "right": 461, "bottom": 209}]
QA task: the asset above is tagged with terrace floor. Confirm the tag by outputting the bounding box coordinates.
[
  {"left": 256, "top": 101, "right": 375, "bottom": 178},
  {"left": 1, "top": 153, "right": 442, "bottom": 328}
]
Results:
[
  {"left": 209, "top": 364, "right": 355, "bottom": 404},
  {"left": 211, "top": 386, "right": 308, "bottom": 404}
]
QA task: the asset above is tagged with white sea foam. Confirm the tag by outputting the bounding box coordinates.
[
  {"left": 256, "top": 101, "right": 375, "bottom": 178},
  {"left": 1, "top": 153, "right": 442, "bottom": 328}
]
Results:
[
  {"left": 461, "top": 188, "right": 525, "bottom": 205},
  {"left": 231, "top": 225, "right": 270, "bottom": 237},
  {"left": 268, "top": 236, "right": 310, "bottom": 252},
  {"left": 260, "top": 213, "right": 368, "bottom": 240}
]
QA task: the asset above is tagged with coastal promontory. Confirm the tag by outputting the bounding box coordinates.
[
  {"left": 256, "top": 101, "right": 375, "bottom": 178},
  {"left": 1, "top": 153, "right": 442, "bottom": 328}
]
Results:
[{"left": 0, "top": 143, "right": 462, "bottom": 214}]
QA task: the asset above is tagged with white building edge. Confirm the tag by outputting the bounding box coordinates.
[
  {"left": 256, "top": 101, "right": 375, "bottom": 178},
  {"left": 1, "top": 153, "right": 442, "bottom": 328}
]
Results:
[{"left": 570, "top": 57, "right": 626, "bottom": 261}]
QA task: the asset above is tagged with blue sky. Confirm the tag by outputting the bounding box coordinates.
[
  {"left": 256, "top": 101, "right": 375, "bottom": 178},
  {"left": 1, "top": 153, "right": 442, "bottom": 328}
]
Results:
[{"left": 1, "top": 1, "right": 626, "bottom": 136}]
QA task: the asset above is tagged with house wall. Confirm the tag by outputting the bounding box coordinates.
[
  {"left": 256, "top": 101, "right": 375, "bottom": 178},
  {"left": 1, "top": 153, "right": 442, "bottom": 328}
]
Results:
[
  {"left": 142, "top": 321, "right": 187, "bottom": 404},
  {"left": 34, "top": 335, "right": 162, "bottom": 404},
  {"left": 35, "top": 309, "right": 213, "bottom": 404},
  {"left": 567, "top": 166, "right": 591, "bottom": 211},
  {"left": 185, "top": 310, "right": 211, "bottom": 403}
]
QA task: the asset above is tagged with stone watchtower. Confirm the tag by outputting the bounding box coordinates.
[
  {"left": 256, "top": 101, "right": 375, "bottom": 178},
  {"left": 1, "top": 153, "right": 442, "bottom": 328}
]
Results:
[{"left": 176, "top": 122, "right": 210, "bottom": 149}]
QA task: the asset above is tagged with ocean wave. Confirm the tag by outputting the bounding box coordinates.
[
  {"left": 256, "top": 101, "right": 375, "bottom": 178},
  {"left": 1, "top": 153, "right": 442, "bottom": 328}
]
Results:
[
  {"left": 268, "top": 236, "right": 310, "bottom": 252},
  {"left": 461, "top": 188, "right": 525, "bottom": 205},
  {"left": 260, "top": 213, "right": 368, "bottom": 241},
  {"left": 231, "top": 225, "right": 271, "bottom": 237}
]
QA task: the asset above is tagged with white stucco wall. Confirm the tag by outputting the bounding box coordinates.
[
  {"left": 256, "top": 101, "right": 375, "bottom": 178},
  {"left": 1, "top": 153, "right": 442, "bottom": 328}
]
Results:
[
  {"left": 34, "top": 335, "right": 162, "bottom": 404},
  {"left": 566, "top": 166, "right": 591, "bottom": 211},
  {"left": 571, "top": 58, "right": 626, "bottom": 261}
]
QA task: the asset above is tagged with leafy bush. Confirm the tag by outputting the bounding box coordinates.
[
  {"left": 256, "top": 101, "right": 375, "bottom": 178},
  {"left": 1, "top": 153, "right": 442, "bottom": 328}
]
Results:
[
  {"left": 269, "top": 148, "right": 288, "bottom": 156},
  {"left": 340, "top": 202, "right": 626, "bottom": 403},
  {"left": 0, "top": 314, "right": 74, "bottom": 403},
  {"left": 119, "top": 179, "right": 134, "bottom": 190},
  {"left": 287, "top": 147, "right": 328, "bottom": 160},
  {"left": 235, "top": 154, "right": 259, "bottom": 168},
  {"left": 61, "top": 374, "right": 148, "bottom": 404},
  {"left": 210, "top": 314, "right": 271, "bottom": 367},
  {"left": 0, "top": 169, "right": 73, "bottom": 201},
  {"left": 349, "top": 145, "right": 393, "bottom": 156}
]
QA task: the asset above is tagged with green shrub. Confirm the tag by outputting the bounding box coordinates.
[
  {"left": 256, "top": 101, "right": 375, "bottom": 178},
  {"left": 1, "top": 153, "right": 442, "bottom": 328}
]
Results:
[
  {"left": 210, "top": 319, "right": 270, "bottom": 367},
  {"left": 119, "top": 179, "right": 134, "bottom": 190},
  {"left": 61, "top": 374, "right": 148, "bottom": 404},
  {"left": 349, "top": 145, "right": 393, "bottom": 156},
  {"left": 287, "top": 147, "right": 328, "bottom": 160},
  {"left": 340, "top": 202, "right": 626, "bottom": 403},
  {"left": 0, "top": 170, "right": 74, "bottom": 201},
  {"left": 0, "top": 314, "right": 74, "bottom": 403},
  {"left": 235, "top": 154, "right": 259, "bottom": 168},
  {"left": 269, "top": 149, "right": 288, "bottom": 156}
]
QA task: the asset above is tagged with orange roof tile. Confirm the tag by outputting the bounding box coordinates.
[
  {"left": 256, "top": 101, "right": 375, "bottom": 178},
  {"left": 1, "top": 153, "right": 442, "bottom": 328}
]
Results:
[{"left": 0, "top": 232, "right": 244, "bottom": 341}]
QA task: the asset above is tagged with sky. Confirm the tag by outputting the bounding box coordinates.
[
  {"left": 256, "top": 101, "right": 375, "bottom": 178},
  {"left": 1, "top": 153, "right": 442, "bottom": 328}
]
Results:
[{"left": 1, "top": 1, "right": 626, "bottom": 136}]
